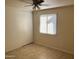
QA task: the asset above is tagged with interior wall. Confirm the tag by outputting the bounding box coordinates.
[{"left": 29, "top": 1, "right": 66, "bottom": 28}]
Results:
[
  {"left": 33, "top": 5, "right": 74, "bottom": 54},
  {"left": 5, "top": 6, "right": 33, "bottom": 52}
]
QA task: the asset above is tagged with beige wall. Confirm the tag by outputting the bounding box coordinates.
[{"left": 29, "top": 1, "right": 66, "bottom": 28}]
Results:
[
  {"left": 5, "top": 6, "right": 33, "bottom": 52},
  {"left": 33, "top": 5, "right": 74, "bottom": 54}
]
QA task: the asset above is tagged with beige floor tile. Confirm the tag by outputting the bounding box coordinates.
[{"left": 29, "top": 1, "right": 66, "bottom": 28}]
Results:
[{"left": 6, "top": 44, "right": 73, "bottom": 59}]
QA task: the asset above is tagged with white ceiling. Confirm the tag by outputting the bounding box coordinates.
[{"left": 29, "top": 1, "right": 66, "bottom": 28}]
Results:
[{"left": 6, "top": 0, "right": 74, "bottom": 11}]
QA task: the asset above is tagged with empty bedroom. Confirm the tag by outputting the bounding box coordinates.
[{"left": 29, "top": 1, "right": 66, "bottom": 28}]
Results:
[{"left": 5, "top": 0, "right": 74, "bottom": 59}]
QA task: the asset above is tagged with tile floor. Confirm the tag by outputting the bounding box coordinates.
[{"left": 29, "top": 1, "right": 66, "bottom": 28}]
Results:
[{"left": 6, "top": 44, "right": 73, "bottom": 59}]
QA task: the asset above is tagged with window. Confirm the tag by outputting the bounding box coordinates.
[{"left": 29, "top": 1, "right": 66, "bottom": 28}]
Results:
[{"left": 40, "top": 14, "right": 57, "bottom": 35}]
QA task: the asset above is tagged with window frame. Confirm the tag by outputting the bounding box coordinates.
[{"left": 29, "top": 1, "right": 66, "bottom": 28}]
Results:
[{"left": 39, "top": 13, "right": 57, "bottom": 35}]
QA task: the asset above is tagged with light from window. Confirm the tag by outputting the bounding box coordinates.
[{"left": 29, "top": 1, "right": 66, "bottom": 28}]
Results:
[{"left": 40, "top": 14, "right": 56, "bottom": 35}]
